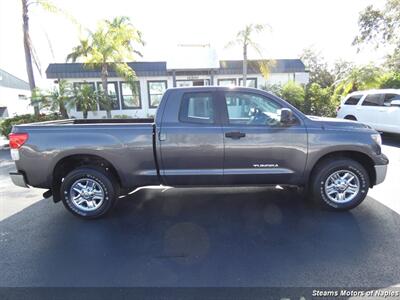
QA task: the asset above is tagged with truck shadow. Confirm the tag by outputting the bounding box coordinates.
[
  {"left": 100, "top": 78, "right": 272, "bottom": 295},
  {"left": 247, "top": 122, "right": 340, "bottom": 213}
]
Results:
[
  {"left": 1, "top": 187, "right": 400, "bottom": 287},
  {"left": 382, "top": 133, "right": 400, "bottom": 148}
]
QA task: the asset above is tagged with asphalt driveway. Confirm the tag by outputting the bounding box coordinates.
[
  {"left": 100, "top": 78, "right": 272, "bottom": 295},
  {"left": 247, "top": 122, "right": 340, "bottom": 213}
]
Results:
[{"left": 1, "top": 134, "right": 400, "bottom": 288}]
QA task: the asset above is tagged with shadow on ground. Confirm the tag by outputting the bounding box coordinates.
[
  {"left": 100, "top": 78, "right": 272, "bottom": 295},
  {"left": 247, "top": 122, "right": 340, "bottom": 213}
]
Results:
[
  {"left": 382, "top": 133, "right": 400, "bottom": 148},
  {"left": 1, "top": 187, "right": 400, "bottom": 287}
]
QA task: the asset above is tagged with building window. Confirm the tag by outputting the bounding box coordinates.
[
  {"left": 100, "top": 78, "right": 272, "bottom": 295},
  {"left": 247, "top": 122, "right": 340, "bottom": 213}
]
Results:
[
  {"left": 238, "top": 78, "right": 257, "bottom": 88},
  {"left": 148, "top": 80, "right": 167, "bottom": 108},
  {"left": 120, "top": 81, "right": 141, "bottom": 109},
  {"left": 176, "top": 79, "right": 210, "bottom": 87},
  {"left": 73, "top": 82, "right": 96, "bottom": 111},
  {"left": 218, "top": 78, "right": 236, "bottom": 87},
  {"left": 97, "top": 82, "right": 120, "bottom": 110}
]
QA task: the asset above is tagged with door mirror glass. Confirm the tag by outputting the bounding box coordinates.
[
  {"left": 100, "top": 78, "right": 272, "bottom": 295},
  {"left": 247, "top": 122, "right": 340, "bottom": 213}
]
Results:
[
  {"left": 390, "top": 100, "right": 400, "bottom": 107},
  {"left": 280, "top": 108, "right": 295, "bottom": 125}
]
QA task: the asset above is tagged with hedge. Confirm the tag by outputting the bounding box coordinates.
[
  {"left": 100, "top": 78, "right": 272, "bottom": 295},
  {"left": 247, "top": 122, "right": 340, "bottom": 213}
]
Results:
[{"left": 1, "top": 114, "right": 64, "bottom": 138}]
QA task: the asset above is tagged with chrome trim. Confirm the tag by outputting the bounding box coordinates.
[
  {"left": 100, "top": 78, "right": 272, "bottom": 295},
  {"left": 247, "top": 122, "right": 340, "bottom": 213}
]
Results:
[
  {"left": 374, "top": 164, "right": 388, "bottom": 185},
  {"left": 9, "top": 172, "right": 28, "bottom": 188}
]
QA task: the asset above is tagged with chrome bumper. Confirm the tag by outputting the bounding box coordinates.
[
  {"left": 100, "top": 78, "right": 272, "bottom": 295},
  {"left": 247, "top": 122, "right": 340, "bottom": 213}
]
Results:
[
  {"left": 9, "top": 172, "right": 28, "bottom": 188},
  {"left": 374, "top": 164, "right": 388, "bottom": 185}
]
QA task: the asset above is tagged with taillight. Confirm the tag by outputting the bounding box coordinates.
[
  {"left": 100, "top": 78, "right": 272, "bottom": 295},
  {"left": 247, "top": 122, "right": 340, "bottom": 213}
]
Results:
[{"left": 9, "top": 133, "right": 29, "bottom": 149}]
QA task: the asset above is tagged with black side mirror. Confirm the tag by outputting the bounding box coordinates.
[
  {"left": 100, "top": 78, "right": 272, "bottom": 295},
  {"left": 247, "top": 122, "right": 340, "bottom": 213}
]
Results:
[{"left": 280, "top": 108, "right": 295, "bottom": 124}]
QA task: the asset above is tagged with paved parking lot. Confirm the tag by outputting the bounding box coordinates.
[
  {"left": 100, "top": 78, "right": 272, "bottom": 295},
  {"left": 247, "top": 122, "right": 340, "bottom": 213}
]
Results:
[{"left": 1, "top": 134, "right": 400, "bottom": 288}]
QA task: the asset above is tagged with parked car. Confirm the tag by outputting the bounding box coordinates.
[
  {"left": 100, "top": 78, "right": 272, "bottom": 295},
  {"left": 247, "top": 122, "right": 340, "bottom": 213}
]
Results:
[
  {"left": 337, "top": 89, "right": 400, "bottom": 134},
  {"left": 9, "top": 87, "right": 388, "bottom": 219}
]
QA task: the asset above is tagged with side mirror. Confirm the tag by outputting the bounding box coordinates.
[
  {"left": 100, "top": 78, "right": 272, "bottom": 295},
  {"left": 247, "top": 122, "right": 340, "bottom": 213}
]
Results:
[
  {"left": 280, "top": 108, "right": 295, "bottom": 124},
  {"left": 390, "top": 100, "right": 400, "bottom": 107}
]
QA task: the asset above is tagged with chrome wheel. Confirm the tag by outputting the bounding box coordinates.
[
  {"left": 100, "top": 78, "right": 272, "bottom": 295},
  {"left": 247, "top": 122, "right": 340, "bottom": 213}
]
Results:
[
  {"left": 70, "top": 178, "right": 104, "bottom": 212},
  {"left": 324, "top": 170, "right": 360, "bottom": 203}
]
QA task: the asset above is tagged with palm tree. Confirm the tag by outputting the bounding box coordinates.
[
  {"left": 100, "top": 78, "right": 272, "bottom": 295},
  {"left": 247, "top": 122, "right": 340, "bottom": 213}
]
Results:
[
  {"left": 226, "top": 24, "right": 271, "bottom": 86},
  {"left": 21, "top": 0, "right": 76, "bottom": 116},
  {"left": 46, "top": 80, "right": 72, "bottom": 118},
  {"left": 334, "top": 65, "right": 382, "bottom": 96},
  {"left": 73, "top": 84, "right": 98, "bottom": 119},
  {"left": 67, "top": 16, "right": 144, "bottom": 118}
]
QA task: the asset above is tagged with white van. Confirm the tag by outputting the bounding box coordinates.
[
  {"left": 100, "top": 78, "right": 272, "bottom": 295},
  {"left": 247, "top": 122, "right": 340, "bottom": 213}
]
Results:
[{"left": 337, "top": 89, "right": 400, "bottom": 134}]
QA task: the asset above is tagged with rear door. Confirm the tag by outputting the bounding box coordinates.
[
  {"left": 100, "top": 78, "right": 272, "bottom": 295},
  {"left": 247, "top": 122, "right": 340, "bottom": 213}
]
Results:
[
  {"left": 356, "top": 93, "right": 384, "bottom": 129},
  {"left": 219, "top": 90, "right": 308, "bottom": 185},
  {"left": 159, "top": 89, "right": 224, "bottom": 185}
]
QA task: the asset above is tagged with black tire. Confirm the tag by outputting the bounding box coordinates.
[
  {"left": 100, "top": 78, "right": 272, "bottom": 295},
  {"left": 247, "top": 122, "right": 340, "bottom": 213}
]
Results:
[
  {"left": 60, "top": 167, "right": 119, "bottom": 219},
  {"left": 310, "top": 158, "right": 370, "bottom": 210},
  {"left": 344, "top": 115, "right": 357, "bottom": 121}
]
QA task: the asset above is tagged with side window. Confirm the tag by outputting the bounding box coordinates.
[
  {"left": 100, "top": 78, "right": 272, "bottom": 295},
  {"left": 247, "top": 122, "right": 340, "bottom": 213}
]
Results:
[
  {"left": 179, "top": 92, "right": 214, "bottom": 124},
  {"left": 344, "top": 95, "right": 362, "bottom": 105},
  {"left": 362, "top": 94, "right": 384, "bottom": 106},
  {"left": 384, "top": 94, "right": 400, "bottom": 106},
  {"left": 224, "top": 92, "right": 284, "bottom": 126}
]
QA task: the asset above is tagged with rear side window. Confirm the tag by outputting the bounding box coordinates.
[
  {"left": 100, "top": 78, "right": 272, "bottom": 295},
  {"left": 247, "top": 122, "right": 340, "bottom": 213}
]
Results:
[
  {"left": 179, "top": 92, "right": 214, "bottom": 124},
  {"left": 362, "top": 94, "right": 384, "bottom": 106},
  {"left": 344, "top": 95, "right": 362, "bottom": 105},
  {"left": 384, "top": 94, "right": 400, "bottom": 106}
]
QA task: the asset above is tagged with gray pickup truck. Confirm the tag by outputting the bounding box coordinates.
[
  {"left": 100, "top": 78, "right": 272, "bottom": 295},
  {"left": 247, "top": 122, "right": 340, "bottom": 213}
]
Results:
[{"left": 9, "top": 87, "right": 388, "bottom": 219}]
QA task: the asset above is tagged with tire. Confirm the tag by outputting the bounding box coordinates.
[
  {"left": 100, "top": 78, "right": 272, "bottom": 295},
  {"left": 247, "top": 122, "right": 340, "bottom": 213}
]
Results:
[
  {"left": 344, "top": 115, "right": 357, "bottom": 121},
  {"left": 60, "top": 167, "right": 119, "bottom": 219},
  {"left": 310, "top": 158, "right": 370, "bottom": 210}
]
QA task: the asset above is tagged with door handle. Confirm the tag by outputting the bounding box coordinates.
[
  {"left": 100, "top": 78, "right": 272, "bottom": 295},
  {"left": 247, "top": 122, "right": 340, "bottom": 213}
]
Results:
[{"left": 225, "top": 131, "right": 246, "bottom": 139}]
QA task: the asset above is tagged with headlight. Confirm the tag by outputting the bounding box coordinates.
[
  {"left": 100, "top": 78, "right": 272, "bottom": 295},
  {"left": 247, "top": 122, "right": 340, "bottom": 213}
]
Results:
[{"left": 371, "top": 133, "right": 382, "bottom": 146}]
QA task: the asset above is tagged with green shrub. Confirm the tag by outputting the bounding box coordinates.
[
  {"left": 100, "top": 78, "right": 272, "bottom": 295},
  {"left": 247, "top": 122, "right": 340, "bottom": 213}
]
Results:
[
  {"left": 281, "top": 81, "right": 305, "bottom": 110},
  {"left": 305, "top": 83, "right": 336, "bottom": 117},
  {"left": 112, "top": 114, "right": 131, "bottom": 119},
  {"left": 379, "top": 72, "right": 400, "bottom": 89},
  {"left": 0, "top": 114, "right": 63, "bottom": 137}
]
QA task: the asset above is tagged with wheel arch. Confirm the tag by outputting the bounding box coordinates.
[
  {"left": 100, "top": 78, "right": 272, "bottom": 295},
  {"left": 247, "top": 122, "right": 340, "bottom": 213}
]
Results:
[
  {"left": 51, "top": 154, "right": 122, "bottom": 202},
  {"left": 308, "top": 151, "right": 376, "bottom": 188}
]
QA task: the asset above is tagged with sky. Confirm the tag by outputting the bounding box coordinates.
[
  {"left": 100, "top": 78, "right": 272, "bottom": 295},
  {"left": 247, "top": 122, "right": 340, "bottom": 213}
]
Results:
[{"left": 0, "top": 0, "right": 389, "bottom": 88}]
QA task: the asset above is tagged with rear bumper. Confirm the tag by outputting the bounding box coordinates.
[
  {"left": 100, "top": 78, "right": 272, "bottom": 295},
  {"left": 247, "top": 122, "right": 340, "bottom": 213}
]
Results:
[
  {"left": 374, "top": 164, "right": 388, "bottom": 185},
  {"left": 9, "top": 172, "right": 29, "bottom": 188}
]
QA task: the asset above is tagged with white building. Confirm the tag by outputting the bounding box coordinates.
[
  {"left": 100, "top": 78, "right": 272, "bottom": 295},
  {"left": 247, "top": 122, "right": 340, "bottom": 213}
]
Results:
[
  {"left": 0, "top": 69, "right": 32, "bottom": 118},
  {"left": 46, "top": 59, "right": 309, "bottom": 119}
]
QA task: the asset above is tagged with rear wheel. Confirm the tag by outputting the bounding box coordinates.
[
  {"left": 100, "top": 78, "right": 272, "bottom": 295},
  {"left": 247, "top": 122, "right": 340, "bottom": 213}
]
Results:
[
  {"left": 60, "top": 167, "right": 118, "bottom": 219},
  {"left": 310, "top": 158, "right": 370, "bottom": 210},
  {"left": 344, "top": 115, "right": 357, "bottom": 121}
]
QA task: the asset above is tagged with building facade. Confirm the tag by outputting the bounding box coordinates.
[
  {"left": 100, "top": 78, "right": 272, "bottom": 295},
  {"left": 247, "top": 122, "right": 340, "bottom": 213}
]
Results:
[
  {"left": 46, "top": 59, "right": 309, "bottom": 119},
  {"left": 0, "top": 69, "right": 32, "bottom": 118}
]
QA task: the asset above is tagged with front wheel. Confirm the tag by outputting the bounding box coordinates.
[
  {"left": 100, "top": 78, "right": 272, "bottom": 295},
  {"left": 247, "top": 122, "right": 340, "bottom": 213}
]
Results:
[
  {"left": 310, "top": 158, "right": 370, "bottom": 210},
  {"left": 60, "top": 167, "right": 118, "bottom": 219}
]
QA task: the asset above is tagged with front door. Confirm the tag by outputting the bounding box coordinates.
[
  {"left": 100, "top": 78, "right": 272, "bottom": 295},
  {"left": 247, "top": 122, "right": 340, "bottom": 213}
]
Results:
[
  {"left": 220, "top": 90, "right": 308, "bottom": 185},
  {"left": 378, "top": 93, "right": 400, "bottom": 133},
  {"left": 159, "top": 90, "right": 224, "bottom": 186}
]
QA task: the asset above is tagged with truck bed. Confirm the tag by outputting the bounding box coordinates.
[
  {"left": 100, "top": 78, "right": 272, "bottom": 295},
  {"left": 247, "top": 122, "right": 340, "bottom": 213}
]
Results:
[
  {"left": 12, "top": 119, "right": 159, "bottom": 189},
  {"left": 21, "top": 118, "right": 154, "bottom": 126}
]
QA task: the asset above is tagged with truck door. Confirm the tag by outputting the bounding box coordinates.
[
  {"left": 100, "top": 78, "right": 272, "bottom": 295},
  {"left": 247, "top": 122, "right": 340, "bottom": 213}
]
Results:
[
  {"left": 219, "top": 90, "right": 308, "bottom": 185},
  {"left": 158, "top": 89, "right": 224, "bottom": 185}
]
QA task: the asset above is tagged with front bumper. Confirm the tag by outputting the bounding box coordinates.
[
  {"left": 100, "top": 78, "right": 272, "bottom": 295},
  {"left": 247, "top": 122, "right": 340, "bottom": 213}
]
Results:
[
  {"left": 9, "top": 172, "right": 29, "bottom": 188},
  {"left": 374, "top": 164, "right": 388, "bottom": 185}
]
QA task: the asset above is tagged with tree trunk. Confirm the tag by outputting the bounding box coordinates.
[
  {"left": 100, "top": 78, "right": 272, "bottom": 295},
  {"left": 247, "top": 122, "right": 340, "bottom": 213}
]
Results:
[
  {"left": 83, "top": 110, "right": 88, "bottom": 119},
  {"left": 59, "top": 102, "right": 69, "bottom": 119},
  {"left": 242, "top": 44, "right": 247, "bottom": 87},
  {"left": 22, "top": 0, "right": 39, "bottom": 116},
  {"left": 101, "top": 64, "right": 111, "bottom": 118}
]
